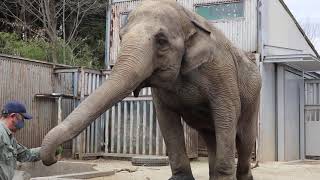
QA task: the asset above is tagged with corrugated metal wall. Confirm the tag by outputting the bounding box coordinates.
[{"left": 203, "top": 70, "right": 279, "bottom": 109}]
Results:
[
  {"left": 178, "top": 0, "right": 257, "bottom": 51},
  {"left": 109, "top": 0, "right": 257, "bottom": 65}
]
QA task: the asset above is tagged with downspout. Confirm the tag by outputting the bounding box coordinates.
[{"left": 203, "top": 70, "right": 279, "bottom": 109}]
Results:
[{"left": 104, "top": 0, "right": 113, "bottom": 69}]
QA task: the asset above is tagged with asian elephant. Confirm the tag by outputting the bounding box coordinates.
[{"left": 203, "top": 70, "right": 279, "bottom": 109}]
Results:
[{"left": 40, "top": 0, "right": 261, "bottom": 180}]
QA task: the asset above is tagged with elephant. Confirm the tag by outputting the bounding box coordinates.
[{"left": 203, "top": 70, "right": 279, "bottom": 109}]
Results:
[{"left": 40, "top": 0, "right": 261, "bottom": 180}]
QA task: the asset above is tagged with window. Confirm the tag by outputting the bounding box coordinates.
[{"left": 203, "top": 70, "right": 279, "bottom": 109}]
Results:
[{"left": 195, "top": 0, "right": 244, "bottom": 21}]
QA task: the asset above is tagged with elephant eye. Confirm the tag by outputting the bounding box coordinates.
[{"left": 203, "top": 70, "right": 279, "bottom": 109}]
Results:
[{"left": 155, "top": 32, "right": 169, "bottom": 52}]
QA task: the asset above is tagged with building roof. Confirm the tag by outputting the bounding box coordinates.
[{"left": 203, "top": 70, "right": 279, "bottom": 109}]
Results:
[{"left": 279, "top": 0, "right": 320, "bottom": 58}]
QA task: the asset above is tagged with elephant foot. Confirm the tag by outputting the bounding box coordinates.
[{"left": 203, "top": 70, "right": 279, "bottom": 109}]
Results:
[
  {"left": 236, "top": 174, "right": 253, "bottom": 180},
  {"left": 237, "top": 168, "right": 253, "bottom": 180},
  {"left": 168, "top": 175, "right": 195, "bottom": 180},
  {"left": 214, "top": 175, "right": 236, "bottom": 180}
]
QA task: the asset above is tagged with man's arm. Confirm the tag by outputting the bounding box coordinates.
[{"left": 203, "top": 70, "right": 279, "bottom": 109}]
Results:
[{"left": 16, "top": 143, "right": 41, "bottom": 162}]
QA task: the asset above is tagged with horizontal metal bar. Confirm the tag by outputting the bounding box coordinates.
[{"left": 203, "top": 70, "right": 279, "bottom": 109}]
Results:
[
  {"left": 305, "top": 105, "right": 320, "bottom": 110},
  {"left": 264, "top": 44, "right": 303, "bottom": 52},
  {"left": 264, "top": 54, "right": 319, "bottom": 62},
  {"left": 305, "top": 80, "right": 320, "bottom": 84},
  {"left": 264, "top": 59, "right": 315, "bottom": 63}
]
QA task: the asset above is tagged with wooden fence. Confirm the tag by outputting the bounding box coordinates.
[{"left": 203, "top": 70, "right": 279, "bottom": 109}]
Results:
[
  {"left": 57, "top": 68, "right": 199, "bottom": 159},
  {"left": 0, "top": 55, "right": 198, "bottom": 158}
]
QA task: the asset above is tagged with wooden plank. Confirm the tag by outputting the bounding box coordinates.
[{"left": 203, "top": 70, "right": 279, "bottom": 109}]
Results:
[
  {"left": 72, "top": 72, "right": 78, "bottom": 157},
  {"left": 162, "top": 138, "right": 166, "bottom": 156},
  {"left": 142, "top": 101, "right": 147, "bottom": 155},
  {"left": 90, "top": 73, "right": 95, "bottom": 153},
  {"left": 123, "top": 96, "right": 153, "bottom": 101},
  {"left": 84, "top": 73, "right": 90, "bottom": 153},
  {"left": 136, "top": 102, "right": 140, "bottom": 154},
  {"left": 156, "top": 118, "right": 160, "bottom": 156},
  {"left": 111, "top": 106, "right": 116, "bottom": 153},
  {"left": 123, "top": 102, "right": 128, "bottom": 154},
  {"left": 105, "top": 110, "right": 109, "bottom": 153},
  {"left": 102, "top": 153, "right": 165, "bottom": 159},
  {"left": 94, "top": 74, "right": 100, "bottom": 153},
  {"left": 129, "top": 101, "right": 134, "bottom": 154},
  {"left": 117, "top": 103, "right": 122, "bottom": 153},
  {"left": 149, "top": 101, "right": 153, "bottom": 155},
  {"left": 80, "top": 69, "right": 86, "bottom": 158},
  {"left": 54, "top": 68, "right": 79, "bottom": 73}
]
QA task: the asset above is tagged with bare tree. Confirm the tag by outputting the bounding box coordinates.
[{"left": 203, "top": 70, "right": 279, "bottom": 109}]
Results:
[
  {"left": 300, "top": 20, "right": 320, "bottom": 52},
  {"left": 0, "top": 0, "right": 107, "bottom": 64}
]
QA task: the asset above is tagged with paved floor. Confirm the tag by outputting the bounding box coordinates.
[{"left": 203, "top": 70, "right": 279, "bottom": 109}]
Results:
[{"left": 74, "top": 158, "right": 320, "bottom": 180}]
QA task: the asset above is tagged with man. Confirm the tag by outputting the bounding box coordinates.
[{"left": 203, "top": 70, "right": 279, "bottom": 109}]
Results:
[{"left": 0, "top": 100, "right": 41, "bottom": 180}]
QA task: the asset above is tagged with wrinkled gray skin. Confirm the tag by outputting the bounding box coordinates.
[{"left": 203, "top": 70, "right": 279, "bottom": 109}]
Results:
[{"left": 40, "top": 0, "right": 261, "bottom": 180}]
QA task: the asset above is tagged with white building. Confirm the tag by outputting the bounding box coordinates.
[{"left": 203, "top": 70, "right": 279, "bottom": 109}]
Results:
[{"left": 104, "top": 0, "right": 320, "bottom": 162}]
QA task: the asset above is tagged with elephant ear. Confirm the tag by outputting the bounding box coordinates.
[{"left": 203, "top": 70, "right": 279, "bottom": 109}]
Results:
[{"left": 181, "top": 8, "right": 214, "bottom": 74}]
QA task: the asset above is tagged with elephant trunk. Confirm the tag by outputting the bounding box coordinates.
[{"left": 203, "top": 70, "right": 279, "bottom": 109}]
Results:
[{"left": 40, "top": 36, "right": 153, "bottom": 166}]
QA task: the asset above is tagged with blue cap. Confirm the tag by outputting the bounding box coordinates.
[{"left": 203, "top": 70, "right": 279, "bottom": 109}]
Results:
[{"left": 2, "top": 100, "right": 33, "bottom": 120}]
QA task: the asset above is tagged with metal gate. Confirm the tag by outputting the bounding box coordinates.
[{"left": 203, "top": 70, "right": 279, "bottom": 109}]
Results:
[{"left": 305, "top": 80, "right": 320, "bottom": 158}]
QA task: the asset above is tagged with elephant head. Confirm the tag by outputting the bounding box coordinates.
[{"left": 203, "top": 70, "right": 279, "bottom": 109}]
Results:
[{"left": 40, "top": 0, "right": 216, "bottom": 165}]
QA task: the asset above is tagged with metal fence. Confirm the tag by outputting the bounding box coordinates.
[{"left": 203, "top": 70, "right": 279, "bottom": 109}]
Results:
[{"left": 305, "top": 80, "right": 320, "bottom": 157}]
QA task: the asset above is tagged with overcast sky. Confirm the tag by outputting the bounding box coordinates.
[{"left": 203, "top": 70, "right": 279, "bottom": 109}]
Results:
[
  {"left": 283, "top": 0, "right": 320, "bottom": 22},
  {"left": 283, "top": 0, "right": 320, "bottom": 51}
]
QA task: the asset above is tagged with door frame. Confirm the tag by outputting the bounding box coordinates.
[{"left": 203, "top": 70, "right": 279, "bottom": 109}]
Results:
[{"left": 276, "top": 64, "right": 305, "bottom": 161}]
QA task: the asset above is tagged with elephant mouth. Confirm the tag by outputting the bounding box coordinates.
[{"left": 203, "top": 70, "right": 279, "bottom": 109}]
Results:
[{"left": 133, "top": 81, "right": 150, "bottom": 97}]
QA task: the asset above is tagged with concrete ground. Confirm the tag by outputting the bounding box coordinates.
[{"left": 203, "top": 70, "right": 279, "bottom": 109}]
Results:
[{"left": 69, "top": 158, "right": 320, "bottom": 180}]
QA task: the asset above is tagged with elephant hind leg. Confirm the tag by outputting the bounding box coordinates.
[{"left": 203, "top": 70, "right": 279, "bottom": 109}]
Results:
[
  {"left": 199, "top": 129, "right": 216, "bottom": 180},
  {"left": 236, "top": 98, "right": 260, "bottom": 180}
]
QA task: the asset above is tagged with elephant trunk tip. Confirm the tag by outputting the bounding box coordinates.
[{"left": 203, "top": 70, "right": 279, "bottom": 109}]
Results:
[{"left": 40, "top": 144, "right": 58, "bottom": 166}]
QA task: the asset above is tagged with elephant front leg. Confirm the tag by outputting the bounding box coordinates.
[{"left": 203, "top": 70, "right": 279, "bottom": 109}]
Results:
[
  {"left": 212, "top": 102, "right": 238, "bottom": 180},
  {"left": 153, "top": 95, "right": 194, "bottom": 180}
]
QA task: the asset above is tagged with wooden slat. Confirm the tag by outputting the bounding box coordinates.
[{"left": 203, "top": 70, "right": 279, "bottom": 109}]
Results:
[
  {"left": 85, "top": 73, "right": 90, "bottom": 153},
  {"left": 156, "top": 119, "right": 160, "bottom": 156},
  {"left": 129, "top": 101, "right": 134, "bottom": 154},
  {"left": 105, "top": 110, "right": 109, "bottom": 153},
  {"left": 72, "top": 72, "right": 78, "bottom": 157},
  {"left": 94, "top": 74, "right": 100, "bottom": 153},
  {"left": 162, "top": 139, "right": 166, "bottom": 156},
  {"left": 79, "top": 70, "right": 86, "bottom": 158},
  {"left": 136, "top": 102, "right": 140, "bottom": 154},
  {"left": 123, "top": 96, "right": 153, "bottom": 101},
  {"left": 149, "top": 102, "right": 153, "bottom": 155},
  {"left": 142, "top": 101, "right": 147, "bottom": 155},
  {"left": 111, "top": 106, "right": 116, "bottom": 153},
  {"left": 123, "top": 102, "right": 128, "bottom": 154},
  {"left": 90, "top": 73, "right": 95, "bottom": 153},
  {"left": 117, "top": 103, "right": 122, "bottom": 153}
]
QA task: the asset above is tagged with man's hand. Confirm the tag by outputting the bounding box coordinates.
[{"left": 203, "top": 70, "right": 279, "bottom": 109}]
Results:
[{"left": 55, "top": 145, "right": 63, "bottom": 156}]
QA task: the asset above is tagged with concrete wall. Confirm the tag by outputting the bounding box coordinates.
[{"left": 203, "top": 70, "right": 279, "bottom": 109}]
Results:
[{"left": 259, "top": 63, "right": 277, "bottom": 162}]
